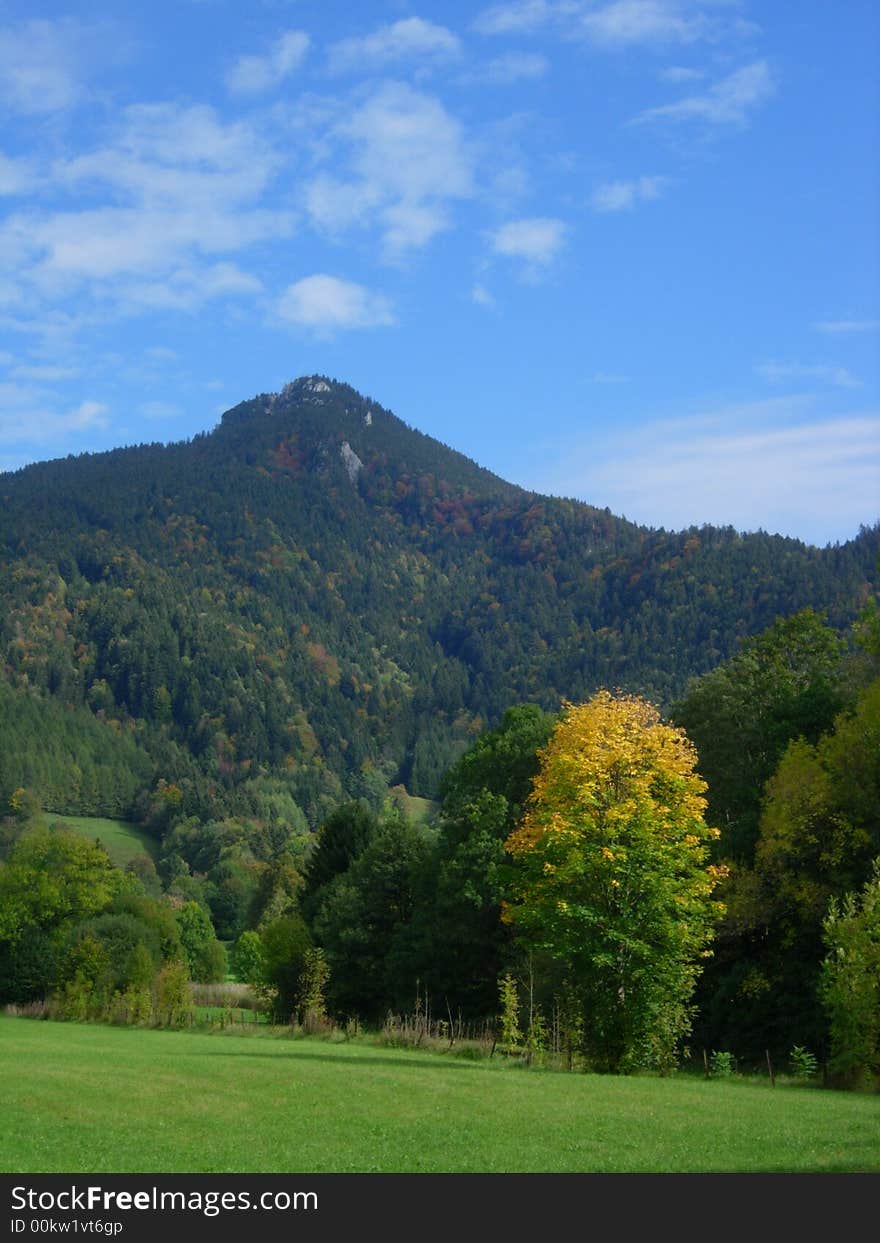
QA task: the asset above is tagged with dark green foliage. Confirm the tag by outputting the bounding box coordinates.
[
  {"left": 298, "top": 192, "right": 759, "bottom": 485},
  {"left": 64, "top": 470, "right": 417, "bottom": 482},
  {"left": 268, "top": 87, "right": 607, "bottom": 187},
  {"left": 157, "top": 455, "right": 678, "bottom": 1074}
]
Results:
[
  {"left": 690, "top": 605, "right": 880, "bottom": 1062},
  {"left": 0, "top": 682, "right": 153, "bottom": 822},
  {"left": 672, "top": 610, "right": 847, "bottom": 863},
  {"left": 63, "top": 912, "right": 162, "bottom": 993},
  {"left": 403, "top": 705, "right": 556, "bottom": 1017},
  {"left": 0, "top": 928, "right": 57, "bottom": 1004},
  {"left": 312, "top": 814, "right": 433, "bottom": 1021},
  {"left": 300, "top": 801, "right": 379, "bottom": 917},
  {"left": 260, "top": 913, "right": 313, "bottom": 1022}
]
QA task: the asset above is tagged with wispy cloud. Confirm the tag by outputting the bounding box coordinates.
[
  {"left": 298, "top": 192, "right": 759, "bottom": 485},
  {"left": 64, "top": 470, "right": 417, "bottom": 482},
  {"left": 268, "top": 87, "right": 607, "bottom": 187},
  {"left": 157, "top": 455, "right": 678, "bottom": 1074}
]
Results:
[
  {"left": 591, "top": 175, "right": 669, "bottom": 212},
  {"left": 474, "top": 1, "right": 757, "bottom": 46},
  {"left": 472, "top": 282, "right": 496, "bottom": 308},
  {"left": 659, "top": 65, "right": 706, "bottom": 83},
  {"left": 490, "top": 216, "right": 567, "bottom": 268},
  {"left": 482, "top": 52, "right": 550, "bottom": 83},
  {"left": 328, "top": 19, "right": 461, "bottom": 75},
  {"left": 634, "top": 60, "right": 774, "bottom": 125},
  {"left": 0, "top": 153, "right": 33, "bottom": 197},
  {"left": 814, "top": 318, "right": 880, "bottom": 335},
  {"left": 0, "top": 387, "right": 109, "bottom": 451},
  {"left": 0, "top": 18, "right": 88, "bottom": 114},
  {"left": 578, "top": 1, "right": 710, "bottom": 47},
  {"left": 531, "top": 403, "right": 880, "bottom": 545},
  {"left": 304, "top": 83, "right": 473, "bottom": 256},
  {"left": 472, "top": 2, "right": 570, "bottom": 36},
  {"left": 757, "top": 361, "right": 860, "bottom": 389},
  {"left": 225, "top": 30, "right": 309, "bottom": 95},
  {"left": 277, "top": 274, "right": 395, "bottom": 332}
]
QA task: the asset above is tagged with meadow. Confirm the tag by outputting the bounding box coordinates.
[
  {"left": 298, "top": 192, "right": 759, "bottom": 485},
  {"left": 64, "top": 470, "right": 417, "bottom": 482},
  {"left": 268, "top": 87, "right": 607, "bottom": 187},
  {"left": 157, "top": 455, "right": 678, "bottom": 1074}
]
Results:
[
  {"left": 2, "top": 1015, "right": 878, "bottom": 1174},
  {"left": 40, "top": 813, "right": 158, "bottom": 868}
]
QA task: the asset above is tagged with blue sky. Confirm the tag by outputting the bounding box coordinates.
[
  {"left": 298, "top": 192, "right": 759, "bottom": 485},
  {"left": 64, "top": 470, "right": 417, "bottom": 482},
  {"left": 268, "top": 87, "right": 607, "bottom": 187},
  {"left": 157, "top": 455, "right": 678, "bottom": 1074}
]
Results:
[{"left": 1, "top": 1, "right": 877, "bottom": 546}]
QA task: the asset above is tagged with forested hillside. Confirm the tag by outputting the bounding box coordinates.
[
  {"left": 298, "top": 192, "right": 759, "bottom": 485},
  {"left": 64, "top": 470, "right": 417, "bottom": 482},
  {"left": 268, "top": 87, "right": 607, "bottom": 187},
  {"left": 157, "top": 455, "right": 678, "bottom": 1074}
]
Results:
[{"left": 1, "top": 374, "right": 877, "bottom": 832}]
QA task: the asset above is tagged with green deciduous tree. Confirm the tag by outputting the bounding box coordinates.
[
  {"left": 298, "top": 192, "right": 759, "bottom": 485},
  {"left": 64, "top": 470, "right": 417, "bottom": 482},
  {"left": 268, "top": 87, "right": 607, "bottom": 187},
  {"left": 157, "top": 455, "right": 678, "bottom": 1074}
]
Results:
[
  {"left": 0, "top": 826, "right": 121, "bottom": 944},
  {"left": 504, "top": 691, "right": 725, "bottom": 1073},
  {"left": 175, "top": 901, "right": 226, "bottom": 983},
  {"left": 672, "top": 610, "right": 845, "bottom": 863},
  {"left": 820, "top": 859, "right": 880, "bottom": 1090}
]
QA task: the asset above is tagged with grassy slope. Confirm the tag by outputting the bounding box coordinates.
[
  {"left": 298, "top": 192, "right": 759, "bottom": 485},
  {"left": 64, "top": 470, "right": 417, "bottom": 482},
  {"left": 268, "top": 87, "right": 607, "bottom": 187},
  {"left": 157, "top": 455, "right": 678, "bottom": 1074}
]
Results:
[
  {"left": 2, "top": 1016, "right": 878, "bottom": 1174},
  {"left": 40, "top": 813, "right": 158, "bottom": 867}
]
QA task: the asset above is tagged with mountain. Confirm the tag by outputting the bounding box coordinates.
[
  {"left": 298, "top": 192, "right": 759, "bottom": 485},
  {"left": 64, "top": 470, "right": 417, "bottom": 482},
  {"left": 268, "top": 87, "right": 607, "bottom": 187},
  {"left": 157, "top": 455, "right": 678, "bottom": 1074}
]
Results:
[{"left": 1, "top": 375, "right": 877, "bottom": 827}]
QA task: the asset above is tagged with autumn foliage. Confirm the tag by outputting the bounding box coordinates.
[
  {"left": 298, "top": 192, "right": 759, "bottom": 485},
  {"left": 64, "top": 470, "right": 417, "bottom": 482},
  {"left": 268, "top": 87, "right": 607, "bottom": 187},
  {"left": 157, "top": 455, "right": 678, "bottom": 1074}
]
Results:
[{"left": 504, "top": 691, "right": 726, "bottom": 1072}]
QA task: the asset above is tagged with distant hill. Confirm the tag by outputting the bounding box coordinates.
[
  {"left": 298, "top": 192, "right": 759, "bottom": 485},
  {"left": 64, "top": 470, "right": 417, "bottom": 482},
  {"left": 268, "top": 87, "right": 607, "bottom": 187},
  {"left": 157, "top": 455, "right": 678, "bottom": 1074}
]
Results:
[{"left": 1, "top": 375, "right": 876, "bottom": 826}]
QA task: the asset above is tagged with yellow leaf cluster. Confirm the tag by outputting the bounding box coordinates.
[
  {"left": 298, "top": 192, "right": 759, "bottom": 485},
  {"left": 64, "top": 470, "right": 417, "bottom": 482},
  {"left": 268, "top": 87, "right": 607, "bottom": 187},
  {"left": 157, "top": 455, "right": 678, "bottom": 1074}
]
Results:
[{"left": 507, "top": 690, "right": 713, "bottom": 859}]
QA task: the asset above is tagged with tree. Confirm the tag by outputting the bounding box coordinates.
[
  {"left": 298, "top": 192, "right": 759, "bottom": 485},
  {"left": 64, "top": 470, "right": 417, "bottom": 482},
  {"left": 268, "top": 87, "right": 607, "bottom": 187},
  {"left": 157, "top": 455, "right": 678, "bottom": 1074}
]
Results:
[
  {"left": 820, "top": 859, "right": 880, "bottom": 1090},
  {"left": 672, "top": 610, "right": 845, "bottom": 862},
  {"left": 504, "top": 691, "right": 725, "bottom": 1073},
  {"left": 312, "top": 814, "right": 431, "bottom": 1021},
  {"left": 0, "top": 826, "right": 121, "bottom": 944},
  {"left": 260, "top": 913, "right": 312, "bottom": 1021},
  {"left": 697, "top": 674, "right": 880, "bottom": 1060},
  {"left": 401, "top": 705, "right": 555, "bottom": 1018},
  {"left": 300, "top": 801, "right": 378, "bottom": 918},
  {"left": 231, "top": 929, "right": 265, "bottom": 986},
  {"left": 175, "top": 901, "right": 225, "bottom": 983}
]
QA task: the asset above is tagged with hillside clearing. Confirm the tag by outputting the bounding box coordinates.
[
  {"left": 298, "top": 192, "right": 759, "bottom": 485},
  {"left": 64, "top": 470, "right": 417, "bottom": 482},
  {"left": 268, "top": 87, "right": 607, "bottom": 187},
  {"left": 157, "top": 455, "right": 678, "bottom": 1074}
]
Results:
[{"left": 40, "top": 813, "right": 158, "bottom": 868}]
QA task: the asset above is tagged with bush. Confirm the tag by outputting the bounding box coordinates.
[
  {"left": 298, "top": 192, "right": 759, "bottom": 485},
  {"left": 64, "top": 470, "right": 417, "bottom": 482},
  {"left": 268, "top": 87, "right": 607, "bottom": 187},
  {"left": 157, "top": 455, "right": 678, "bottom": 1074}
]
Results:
[
  {"left": 789, "top": 1046, "right": 818, "bottom": 1081},
  {"left": 153, "top": 962, "right": 192, "bottom": 1027},
  {"left": 709, "top": 1050, "right": 735, "bottom": 1078}
]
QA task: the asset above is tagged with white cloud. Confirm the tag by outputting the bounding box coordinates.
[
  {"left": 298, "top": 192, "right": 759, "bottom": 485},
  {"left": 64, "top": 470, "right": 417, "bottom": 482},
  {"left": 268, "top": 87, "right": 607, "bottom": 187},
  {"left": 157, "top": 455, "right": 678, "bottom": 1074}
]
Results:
[
  {"left": 0, "top": 391, "right": 109, "bottom": 448},
  {"left": 116, "top": 263, "right": 263, "bottom": 312},
  {"left": 304, "top": 83, "right": 473, "bottom": 256},
  {"left": 278, "top": 275, "right": 395, "bottom": 332},
  {"left": 472, "top": 282, "right": 496, "bottom": 308},
  {"left": 591, "top": 175, "right": 668, "bottom": 212},
  {"left": 531, "top": 405, "right": 880, "bottom": 545},
  {"left": 225, "top": 30, "right": 309, "bottom": 95},
  {"left": 490, "top": 216, "right": 567, "bottom": 266},
  {"left": 0, "top": 153, "right": 33, "bottom": 196},
  {"left": 635, "top": 60, "right": 774, "bottom": 125},
  {"left": 474, "top": 1, "right": 756, "bottom": 45},
  {"left": 483, "top": 52, "right": 549, "bottom": 83},
  {"left": 579, "top": 1, "right": 708, "bottom": 47},
  {"left": 3, "top": 103, "right": 287, "bottom": 312},
  {"left": 815, "top": 319, "right": 880, "bottom": 335},
  {"left": 0, "top": 19, "right": 85, "bottom": 114},
  {"left": 757, "top": 361, "right": 860, "bottom": 389},
  {"left": 328, "top": 19, "right": 461, "bottom": 74},
  {"left": 472, "top": 2, "right": 570, "bottom": 36},
  {"left": 660, "top": 65, "right": 706, "bottom": 83}
]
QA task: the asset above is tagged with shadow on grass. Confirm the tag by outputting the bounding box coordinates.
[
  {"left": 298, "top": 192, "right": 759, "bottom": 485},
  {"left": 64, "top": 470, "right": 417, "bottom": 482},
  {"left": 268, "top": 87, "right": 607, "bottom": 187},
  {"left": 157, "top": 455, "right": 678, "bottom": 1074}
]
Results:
[{"left": 167, "top": 1042, "right": 509, "bottom": 1075}]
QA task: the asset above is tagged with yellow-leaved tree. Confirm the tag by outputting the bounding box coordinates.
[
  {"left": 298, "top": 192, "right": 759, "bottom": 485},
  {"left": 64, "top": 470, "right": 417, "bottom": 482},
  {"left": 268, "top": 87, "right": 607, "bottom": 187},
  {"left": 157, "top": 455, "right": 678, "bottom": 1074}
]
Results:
[{"left": 504, "top": 691, "right": 726, "bottom": 1073}]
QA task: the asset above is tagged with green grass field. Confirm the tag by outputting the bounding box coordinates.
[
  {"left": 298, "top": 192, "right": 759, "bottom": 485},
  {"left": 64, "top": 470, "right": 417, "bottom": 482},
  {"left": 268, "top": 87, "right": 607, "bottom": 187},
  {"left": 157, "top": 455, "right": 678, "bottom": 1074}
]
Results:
[
  {"left": 41, "top": 813, "right": 158, "bottom": 867},
  {"left": 2, "top": 1015, "right": 878, "bottom": 1173}
]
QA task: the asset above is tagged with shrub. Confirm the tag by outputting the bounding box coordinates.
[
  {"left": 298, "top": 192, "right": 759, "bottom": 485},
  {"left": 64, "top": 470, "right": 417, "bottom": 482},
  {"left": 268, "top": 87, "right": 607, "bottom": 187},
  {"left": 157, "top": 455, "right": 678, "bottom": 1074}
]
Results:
[
  {"left": 789, "top": 1046, "right": 818, "bottom": 1081},
  {"left": 709, "top": 1050, "right": 735, "bottom": 1078}
]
